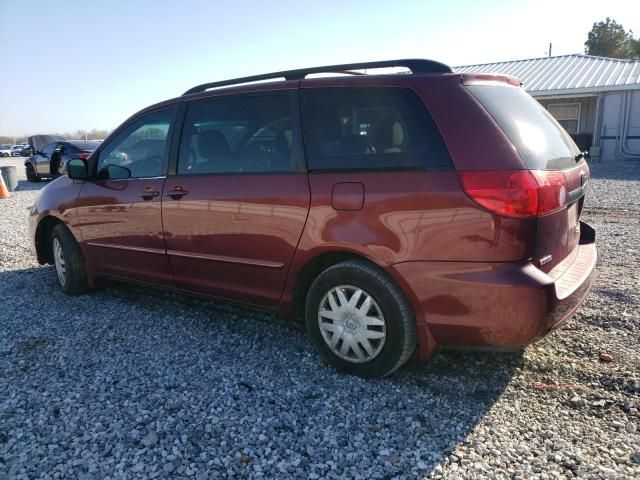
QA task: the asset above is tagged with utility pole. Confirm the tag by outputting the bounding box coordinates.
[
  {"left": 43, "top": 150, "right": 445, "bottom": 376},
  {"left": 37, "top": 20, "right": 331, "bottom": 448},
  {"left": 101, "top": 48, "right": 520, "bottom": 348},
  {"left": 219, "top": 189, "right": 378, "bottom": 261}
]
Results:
[{"left": 548, "top": 42, "right": 552, "bottom": 57}]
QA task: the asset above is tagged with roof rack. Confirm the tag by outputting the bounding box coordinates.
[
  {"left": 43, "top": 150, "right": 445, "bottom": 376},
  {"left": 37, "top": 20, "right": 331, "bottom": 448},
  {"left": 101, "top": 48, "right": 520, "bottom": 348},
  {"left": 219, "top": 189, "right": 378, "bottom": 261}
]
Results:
[{"left": 183, "top": 59, "right": 452, "bottom": 95}]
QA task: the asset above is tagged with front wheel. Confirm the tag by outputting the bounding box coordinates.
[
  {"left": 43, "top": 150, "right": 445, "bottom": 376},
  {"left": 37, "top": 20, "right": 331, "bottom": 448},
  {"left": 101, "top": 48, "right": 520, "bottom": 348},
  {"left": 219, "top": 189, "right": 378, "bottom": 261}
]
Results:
[
  {"left": 305, "top": 260, "right": 416, "bottom": 378},
  {"left": 51, "top": 224, "right": 89, "bottom": 295},
  {"left": 25, "top": 163, "right": 40, "bottom": 182}
]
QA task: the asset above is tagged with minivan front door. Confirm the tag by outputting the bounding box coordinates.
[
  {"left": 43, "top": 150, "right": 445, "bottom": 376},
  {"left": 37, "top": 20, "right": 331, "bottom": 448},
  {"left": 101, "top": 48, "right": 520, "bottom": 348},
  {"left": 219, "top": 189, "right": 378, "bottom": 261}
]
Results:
[
  {"left": 76, "top": 107, "right": 177, "bottom": 285},
  {"left": 162, "top": 90, "right": 310, "bottom": 307}
]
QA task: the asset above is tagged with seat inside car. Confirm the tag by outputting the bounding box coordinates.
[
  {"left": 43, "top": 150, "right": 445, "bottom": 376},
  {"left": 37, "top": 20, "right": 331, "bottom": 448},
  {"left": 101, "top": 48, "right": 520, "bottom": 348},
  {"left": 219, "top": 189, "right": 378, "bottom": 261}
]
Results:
[
  {"left": 192, "top": 129, "right": 231, "bottom": 173},
  {"left": 374, "top": 115, "right": 405, "bottom": 153}
]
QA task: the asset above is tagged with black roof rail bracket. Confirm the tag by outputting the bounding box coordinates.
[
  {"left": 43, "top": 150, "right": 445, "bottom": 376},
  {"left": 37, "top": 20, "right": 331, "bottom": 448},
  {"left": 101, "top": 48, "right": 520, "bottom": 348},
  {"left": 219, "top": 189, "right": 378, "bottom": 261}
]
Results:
[{"left": 183, "top": 59, "right": 452, "bottom": 96}]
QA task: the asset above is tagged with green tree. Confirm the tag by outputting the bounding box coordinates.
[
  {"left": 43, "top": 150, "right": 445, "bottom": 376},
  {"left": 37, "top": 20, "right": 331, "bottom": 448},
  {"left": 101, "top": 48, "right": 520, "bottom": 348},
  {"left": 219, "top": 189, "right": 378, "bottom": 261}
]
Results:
[{"left": 585, "top": 18, "right": 640, "bottom": 59}]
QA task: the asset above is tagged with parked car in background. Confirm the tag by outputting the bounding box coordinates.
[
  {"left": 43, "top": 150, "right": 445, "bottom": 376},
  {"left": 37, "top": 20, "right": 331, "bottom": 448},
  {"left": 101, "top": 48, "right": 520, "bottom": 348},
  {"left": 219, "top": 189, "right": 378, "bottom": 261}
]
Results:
[
  {"left": 0, "top": 144, "right": 13, "bottom": 157},
  {"left": 25, "top": 137, "right": 100, "bottom": 182},
  {"left": 20, "top": 145, "right": 33, "bottom": 157},
  {"left": 11, "top": 145, "right": 24, "bottom": 156},
  {"left": 28, "top": 59, "right": 596, "bottom": 378}
]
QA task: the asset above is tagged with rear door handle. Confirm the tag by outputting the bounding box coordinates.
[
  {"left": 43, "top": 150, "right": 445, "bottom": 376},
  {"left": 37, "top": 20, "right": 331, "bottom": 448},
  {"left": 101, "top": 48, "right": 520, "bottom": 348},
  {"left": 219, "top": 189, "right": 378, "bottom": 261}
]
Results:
[{"left": 166, "top": 186, "right": 188, "bottom": 199}]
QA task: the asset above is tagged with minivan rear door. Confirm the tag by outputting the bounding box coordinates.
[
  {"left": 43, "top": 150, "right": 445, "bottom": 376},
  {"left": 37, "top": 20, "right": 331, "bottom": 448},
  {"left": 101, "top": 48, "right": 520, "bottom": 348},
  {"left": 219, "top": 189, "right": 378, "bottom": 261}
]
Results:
[{"left": 162, "top": 88, "right": 310, "bottom": 307}]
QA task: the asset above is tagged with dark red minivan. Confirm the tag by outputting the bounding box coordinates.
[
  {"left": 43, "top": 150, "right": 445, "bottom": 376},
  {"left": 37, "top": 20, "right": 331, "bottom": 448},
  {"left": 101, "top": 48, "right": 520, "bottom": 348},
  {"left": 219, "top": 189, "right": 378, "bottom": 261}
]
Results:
[{"left": 29, "top": 59, "right": 596, "bottom": 377}]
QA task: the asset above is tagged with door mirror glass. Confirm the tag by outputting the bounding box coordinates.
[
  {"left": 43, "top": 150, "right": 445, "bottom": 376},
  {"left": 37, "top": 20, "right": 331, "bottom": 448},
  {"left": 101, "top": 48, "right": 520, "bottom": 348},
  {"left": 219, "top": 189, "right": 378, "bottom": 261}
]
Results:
[
  {"left": 67, "top": 158, "right": 88, "bottom": 180},
  {"left": 98, "top": 164, "right": 132, "bottom": 180}
]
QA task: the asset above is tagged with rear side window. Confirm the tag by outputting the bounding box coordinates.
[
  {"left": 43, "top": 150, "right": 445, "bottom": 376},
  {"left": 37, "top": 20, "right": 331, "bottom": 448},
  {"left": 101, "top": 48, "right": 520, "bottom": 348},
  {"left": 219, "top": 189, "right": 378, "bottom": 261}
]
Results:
[
  {"left": 178, "top": 92, "right": 300, "bottom": 175},
  {"left": 301, "top": 87, "right": 452, "bottom": 171},
  {"left": 467, "top": 84, "right": 581, "bottom": 170}
]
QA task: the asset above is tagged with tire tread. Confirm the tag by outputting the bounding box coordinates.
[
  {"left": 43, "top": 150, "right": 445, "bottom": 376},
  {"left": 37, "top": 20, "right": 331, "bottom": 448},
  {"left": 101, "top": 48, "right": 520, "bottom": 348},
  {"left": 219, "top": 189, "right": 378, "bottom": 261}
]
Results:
[{"left": 52, "top": 224, "right": 89, "bottom": 295}]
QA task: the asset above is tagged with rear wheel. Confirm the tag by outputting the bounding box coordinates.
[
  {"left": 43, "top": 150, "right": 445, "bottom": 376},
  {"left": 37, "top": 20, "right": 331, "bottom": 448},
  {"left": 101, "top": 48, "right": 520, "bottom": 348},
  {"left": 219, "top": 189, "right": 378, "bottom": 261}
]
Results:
[
  {"left": 51, "top": 224, "right": 89, "bottom": 295},
  {"left": 305, "top": 260, "right": 416, "bottom": 378},
  {"left": 25, "top": 163, "right": 40, "bottom": 182}
]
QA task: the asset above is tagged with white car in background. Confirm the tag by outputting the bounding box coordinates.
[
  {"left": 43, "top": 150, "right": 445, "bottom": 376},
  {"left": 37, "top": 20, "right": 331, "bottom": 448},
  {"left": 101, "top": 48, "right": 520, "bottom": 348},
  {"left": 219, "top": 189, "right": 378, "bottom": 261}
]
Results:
[
  {"left": 0, "top": 144, "right": 13, "bottom": 157},
  {"left": 11, "top": 145, "right": 24, "bottom": 156}
]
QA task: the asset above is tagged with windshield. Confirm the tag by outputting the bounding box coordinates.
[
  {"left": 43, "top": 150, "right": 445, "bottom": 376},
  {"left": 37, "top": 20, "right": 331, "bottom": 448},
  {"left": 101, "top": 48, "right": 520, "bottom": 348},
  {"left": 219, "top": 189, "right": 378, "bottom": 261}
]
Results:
[{"left": 467, "top": 84, "right": 581, "bottom": 170}]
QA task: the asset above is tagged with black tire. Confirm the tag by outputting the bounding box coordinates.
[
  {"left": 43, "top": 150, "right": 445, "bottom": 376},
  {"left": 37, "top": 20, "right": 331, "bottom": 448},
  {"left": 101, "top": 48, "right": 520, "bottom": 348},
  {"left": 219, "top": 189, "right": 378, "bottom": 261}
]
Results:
[
  {"left": 305, "top": 260, "right": 416, "bottom": 378},
  {"left": 51, "top": 224, "right": 89, "bottom": 295},
  {"left": 25, "top": 163, "right": 40, "bottom": 182}
]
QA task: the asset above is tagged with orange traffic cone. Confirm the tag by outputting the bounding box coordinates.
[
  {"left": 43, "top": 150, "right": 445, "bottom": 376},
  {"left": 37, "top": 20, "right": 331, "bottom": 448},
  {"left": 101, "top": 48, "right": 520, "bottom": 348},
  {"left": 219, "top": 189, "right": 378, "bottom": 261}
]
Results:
[{"left": 0, "top": 173, "right": 10, "bottom": 199}]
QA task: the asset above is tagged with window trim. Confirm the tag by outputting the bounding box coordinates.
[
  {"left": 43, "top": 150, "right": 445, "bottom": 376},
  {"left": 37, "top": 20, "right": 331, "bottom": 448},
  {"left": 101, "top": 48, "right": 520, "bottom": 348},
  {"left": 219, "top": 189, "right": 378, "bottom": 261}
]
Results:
[
  {"left": 170, "top": 89, "right": 305, "bottom": 177},
  {"left": 91, "top": 104, "right": 179, "bottom": 180},
  {"left": 547, "top": 102, "right": 581, "bottom": 134}
]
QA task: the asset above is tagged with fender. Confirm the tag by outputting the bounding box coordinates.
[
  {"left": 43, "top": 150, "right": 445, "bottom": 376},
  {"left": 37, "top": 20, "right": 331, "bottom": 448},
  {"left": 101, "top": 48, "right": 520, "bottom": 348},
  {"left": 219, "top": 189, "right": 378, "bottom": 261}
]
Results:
[{"left": 29, "top": 176, "right": 89, "bottom": 271}]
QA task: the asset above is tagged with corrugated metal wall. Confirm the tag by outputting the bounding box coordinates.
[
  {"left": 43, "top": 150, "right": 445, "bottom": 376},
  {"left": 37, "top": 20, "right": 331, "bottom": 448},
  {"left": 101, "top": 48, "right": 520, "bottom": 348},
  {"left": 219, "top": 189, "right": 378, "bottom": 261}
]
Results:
[
  {"left": 597, "top": 92, "right": 640, "bottom": 161},
  {"left": 535, "top": 93, "right": 640, "bottom": 161}
]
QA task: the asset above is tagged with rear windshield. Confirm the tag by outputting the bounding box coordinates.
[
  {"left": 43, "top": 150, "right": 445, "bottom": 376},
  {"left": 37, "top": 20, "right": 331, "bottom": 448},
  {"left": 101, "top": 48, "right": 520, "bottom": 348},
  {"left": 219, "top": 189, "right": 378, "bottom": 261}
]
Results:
[
  {"left": 467, "top": 84, "right": 581, "bottom": 170},
  {"left": 69, "top": 141, "right": 100, "bottom": 151}
]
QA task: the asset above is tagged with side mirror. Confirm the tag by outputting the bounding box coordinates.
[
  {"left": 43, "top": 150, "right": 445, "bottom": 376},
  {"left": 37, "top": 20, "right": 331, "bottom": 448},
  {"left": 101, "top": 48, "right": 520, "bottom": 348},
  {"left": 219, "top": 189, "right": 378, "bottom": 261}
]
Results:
[
  {"left": 67, "top": 158, "right": 88, "bottom": 180},
  {"left": 98, "top": 164, "right": 132, "bottom": 180}
]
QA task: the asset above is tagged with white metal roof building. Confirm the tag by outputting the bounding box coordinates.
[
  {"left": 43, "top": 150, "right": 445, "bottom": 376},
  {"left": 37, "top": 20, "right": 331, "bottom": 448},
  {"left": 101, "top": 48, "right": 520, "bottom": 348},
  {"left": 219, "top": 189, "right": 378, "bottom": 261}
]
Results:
[{"left": 455, "top": 54, "right": 640, "bottom": 162}]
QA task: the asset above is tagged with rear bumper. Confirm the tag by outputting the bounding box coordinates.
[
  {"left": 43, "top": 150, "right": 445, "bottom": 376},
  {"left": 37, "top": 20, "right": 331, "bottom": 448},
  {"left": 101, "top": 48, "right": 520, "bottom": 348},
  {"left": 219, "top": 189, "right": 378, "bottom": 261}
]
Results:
[{"left": 387, "top": 221, "right": 596, "bottom": 361}]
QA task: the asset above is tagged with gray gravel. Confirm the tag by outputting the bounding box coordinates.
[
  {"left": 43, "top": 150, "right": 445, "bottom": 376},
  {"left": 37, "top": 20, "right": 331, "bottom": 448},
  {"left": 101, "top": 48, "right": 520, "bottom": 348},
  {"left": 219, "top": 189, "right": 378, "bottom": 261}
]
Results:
[{"left": 1, "top": 157, "right": 639, "bottom": 479}]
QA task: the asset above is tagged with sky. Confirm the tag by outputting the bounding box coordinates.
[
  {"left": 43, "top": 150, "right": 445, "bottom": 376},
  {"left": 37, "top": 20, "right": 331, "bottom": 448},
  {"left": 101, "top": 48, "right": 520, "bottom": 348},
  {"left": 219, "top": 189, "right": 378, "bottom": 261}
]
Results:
[{"left": 0, "top": 0, "right": 639, "bottom": 137}]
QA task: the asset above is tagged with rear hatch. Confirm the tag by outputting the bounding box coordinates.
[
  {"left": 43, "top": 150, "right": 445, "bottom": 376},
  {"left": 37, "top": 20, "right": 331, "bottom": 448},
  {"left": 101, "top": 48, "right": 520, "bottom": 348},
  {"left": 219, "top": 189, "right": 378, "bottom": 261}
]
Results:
[{"left": 464, "top": 81, "right": 590, "bottom": 274}]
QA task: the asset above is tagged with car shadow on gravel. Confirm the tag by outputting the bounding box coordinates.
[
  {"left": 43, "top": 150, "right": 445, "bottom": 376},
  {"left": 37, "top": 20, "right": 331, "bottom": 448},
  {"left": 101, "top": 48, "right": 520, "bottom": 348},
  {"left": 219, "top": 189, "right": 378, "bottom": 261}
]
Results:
[
  {"left": 588, "top": 161, "right": 640, "bottom": 181},
  {"left": 593, "top": 287, "right": 638, "bottom": 305},
  {"left": 14, "top": 179, "right": 49, "bottom": 192},
  {"left": 1, "top": 266, "right": 523, "bottom": 478}
]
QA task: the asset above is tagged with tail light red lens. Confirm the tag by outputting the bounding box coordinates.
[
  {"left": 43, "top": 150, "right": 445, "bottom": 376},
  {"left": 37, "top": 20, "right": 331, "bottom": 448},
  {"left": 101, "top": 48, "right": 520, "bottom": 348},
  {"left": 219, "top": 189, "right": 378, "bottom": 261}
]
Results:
[
  {"left": 458, "top": 170, "right": 567, "bottom": 218},
  {"left": 78, "top": 153, "right": 90, "bottom": 159}
]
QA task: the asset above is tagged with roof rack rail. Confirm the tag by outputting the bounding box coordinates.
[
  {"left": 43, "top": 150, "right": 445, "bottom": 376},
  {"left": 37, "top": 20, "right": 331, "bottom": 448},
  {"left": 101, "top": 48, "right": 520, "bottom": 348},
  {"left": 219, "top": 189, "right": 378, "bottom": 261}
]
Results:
[{"left": 183, "top": 59, "right": 452, "bottom": 96}]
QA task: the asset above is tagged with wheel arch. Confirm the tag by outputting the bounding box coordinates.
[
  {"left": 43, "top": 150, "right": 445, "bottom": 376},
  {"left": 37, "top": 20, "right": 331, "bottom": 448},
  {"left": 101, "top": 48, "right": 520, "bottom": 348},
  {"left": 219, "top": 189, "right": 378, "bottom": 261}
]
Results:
[
  {"left": 288, "top": 249, "right": 439, "bottom": 363},
  {"left": 291, "top": 250, "right": 383, "bottom": 321},
  {"left": 34, "top": 216, "right": 65, "bottom": 265}
]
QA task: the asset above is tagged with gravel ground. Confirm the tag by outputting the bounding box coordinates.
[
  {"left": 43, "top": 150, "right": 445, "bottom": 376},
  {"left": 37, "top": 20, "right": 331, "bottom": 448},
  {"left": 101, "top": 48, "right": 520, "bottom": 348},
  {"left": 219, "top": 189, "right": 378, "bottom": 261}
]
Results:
[{"left": 0, "top": 157, "right": 639, "bottom": 479}]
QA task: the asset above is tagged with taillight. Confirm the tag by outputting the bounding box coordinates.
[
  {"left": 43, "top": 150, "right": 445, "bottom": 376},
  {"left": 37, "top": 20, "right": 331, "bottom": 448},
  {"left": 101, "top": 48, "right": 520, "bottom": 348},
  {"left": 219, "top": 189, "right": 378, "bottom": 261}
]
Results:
[
  {"left": 458, "top": 170, "right": 567, "bottom": 218},
  {"left": 78, "top": 152, "right": 90, "bottom": 159}
]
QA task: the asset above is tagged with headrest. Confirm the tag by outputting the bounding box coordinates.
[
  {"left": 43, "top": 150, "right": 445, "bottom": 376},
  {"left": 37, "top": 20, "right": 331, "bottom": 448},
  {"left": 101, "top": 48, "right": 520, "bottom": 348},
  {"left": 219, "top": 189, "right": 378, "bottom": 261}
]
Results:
[
  {"left": 198, "top": 130, "right": 229, "bottom": 159},
  {"left": 375, "top": 116, "right": 405, "bottom": 149}
]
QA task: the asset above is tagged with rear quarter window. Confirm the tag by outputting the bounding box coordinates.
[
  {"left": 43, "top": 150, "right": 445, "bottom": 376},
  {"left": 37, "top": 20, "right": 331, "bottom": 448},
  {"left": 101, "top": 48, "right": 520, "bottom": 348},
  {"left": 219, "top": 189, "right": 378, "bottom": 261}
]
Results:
[
  {"left": 467, "top": 84, "right": 581, "bottom": 170},
  {"left": 301, "top": 87, "right": 452, "bottom": 171}
]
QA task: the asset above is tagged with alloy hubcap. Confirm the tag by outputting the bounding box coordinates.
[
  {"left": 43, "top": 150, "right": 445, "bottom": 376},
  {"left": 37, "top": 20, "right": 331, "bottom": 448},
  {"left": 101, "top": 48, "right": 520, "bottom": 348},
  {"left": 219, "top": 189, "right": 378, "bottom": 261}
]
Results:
[
  {"left": 317, "top": 285, "right": 386, "bottom": 363},
  {"left": 53, "top": 238, "right": 66, "bottom": 287}
]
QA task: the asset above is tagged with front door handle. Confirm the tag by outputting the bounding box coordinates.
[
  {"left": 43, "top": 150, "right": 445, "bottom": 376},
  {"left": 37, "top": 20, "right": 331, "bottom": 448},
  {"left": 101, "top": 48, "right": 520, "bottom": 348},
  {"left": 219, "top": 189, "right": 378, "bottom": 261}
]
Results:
[
  {"left": 166, "top": 186, "right": 188, "bottom": 199},
  {"left": 139, "top": 187, "right": 160, "bottom": 200}
]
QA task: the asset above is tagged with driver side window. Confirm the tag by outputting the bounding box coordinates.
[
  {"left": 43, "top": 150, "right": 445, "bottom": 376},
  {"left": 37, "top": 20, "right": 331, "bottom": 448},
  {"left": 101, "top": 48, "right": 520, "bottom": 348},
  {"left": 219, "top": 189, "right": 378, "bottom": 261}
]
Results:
[{"left": 97, "top": 107, "right": 176, "bottom": 179}]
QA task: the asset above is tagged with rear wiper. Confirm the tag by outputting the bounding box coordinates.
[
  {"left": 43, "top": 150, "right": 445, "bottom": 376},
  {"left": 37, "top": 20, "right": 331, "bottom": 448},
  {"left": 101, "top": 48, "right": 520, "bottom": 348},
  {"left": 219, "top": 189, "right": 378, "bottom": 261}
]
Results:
[{"left": 575, "top": 151, "right": 587, "bottom": 162}]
